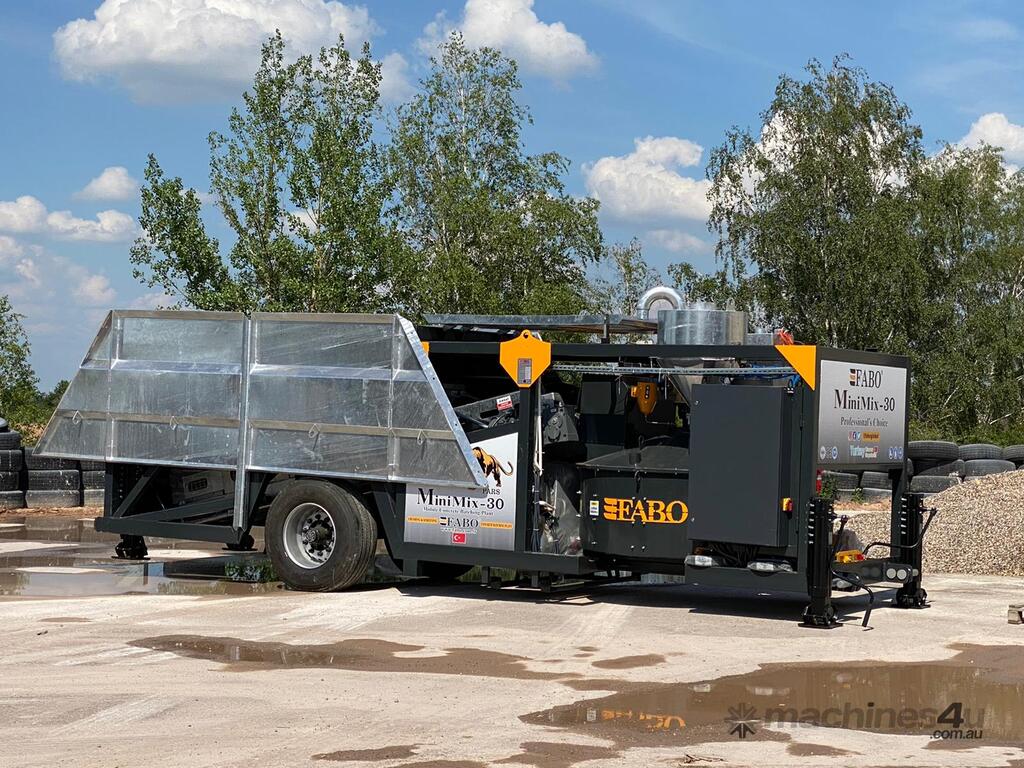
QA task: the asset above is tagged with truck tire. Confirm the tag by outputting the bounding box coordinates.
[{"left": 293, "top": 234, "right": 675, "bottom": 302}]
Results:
[
  {"left": 959, "top": 443, "right": 1002, "bottom": 461},
  {"left": 266, "top": 480, "right": 377, "bottom": 591},
  {"left": 860, "top": 471, "right": 892, "bottom": 490},
  {"left": 27, "top": 469, "right": 80, "bottom": 491},
  {"left": 906, "top": 441, "right": 958, "bottom": 462},
  {"left": 860, "top": 487, "right": 891, "bottom": 502},
  {"left": 822, "top": 470, "right": 858, "bottom": 491},
  {"left": 82, "top": 488, "right": 105, "bottom": 508},
  {"left": 0, "top": 471, "right": 18, "bottom": 491},
  {"left": 914, "top": 459, "right": 965, "bottom": 478},
  {"left": 909, "top": 475, "right": 959, "bottom": 493},
  {"left": 26, "top": 490, "right": 81, "bottom": 508},
  {"left": 24, "top": 447, "right": 76, "bottom": 471},
  {"left": 0, "top": 431, "right": 21, "bottom": 450},
  {"left": 963, "top": 459, "right": 1016, "bottom": 478},
  {"left": 0, "top": 450, "right": 22, "bottom": 472},
  {"left": 0, "top": 490, "right": 23, "bottom": 509},
  {"left": 1002, "top": 445, "right": 1024, "bottom": 464}
]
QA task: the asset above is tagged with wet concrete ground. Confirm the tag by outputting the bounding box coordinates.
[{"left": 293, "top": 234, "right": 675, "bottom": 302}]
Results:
[{"left": 3, "top": 517, "right": 1024, "bottom": 767}]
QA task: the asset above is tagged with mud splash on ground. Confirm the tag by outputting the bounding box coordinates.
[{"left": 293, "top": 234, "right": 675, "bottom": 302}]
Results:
[
  {"left": 131, "top": 635, "right": 578, "bottom": 681},
  {"left": 493, "top": 741, "right": 619, "bottom": 768},
  {"left": 591, "top": 654, "right": 665, "bottom": 670},
  {"left": 313, "top": 745, "right": 419, "bottom": 762}
]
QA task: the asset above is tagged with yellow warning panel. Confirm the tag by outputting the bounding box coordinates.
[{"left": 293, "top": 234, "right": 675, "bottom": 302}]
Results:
[
  {"left": 499, "top": 330, "right": 551, "bottom": 388},
  {"left": 776, "top": 344, "right": 817, "bottom": 390}
]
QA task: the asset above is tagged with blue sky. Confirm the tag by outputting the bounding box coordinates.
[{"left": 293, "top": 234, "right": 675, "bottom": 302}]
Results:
[{"left": 1, "top": 0, "right": 1023, "bottom": 386}]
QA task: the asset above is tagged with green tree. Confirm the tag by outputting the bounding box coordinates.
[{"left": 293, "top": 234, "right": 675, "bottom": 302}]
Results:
[
  {"left": 591, "top": 239, "right": 660, "bottom": 315},
  {"left": 702, "top": 56, "right": 923, "bottom": 350},
  {"left": 909, "top": 145, "right": 1024, "bottom": 438},
  {"left": 387, "top": 34, "right": 603, "bottom": 317},
  {"left": 0, "top": 296, "right": 41, "bottom": 428},
  {"left": 132, "top": 32, "right": 405, "bottom": 312}
]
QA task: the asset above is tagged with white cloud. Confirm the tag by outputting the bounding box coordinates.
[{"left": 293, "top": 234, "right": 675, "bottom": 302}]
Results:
[
  {"left": 956, "top": 18, "right": 1018, "bottom": 42},
  {"left": 420, "top": 0, "right": 597, "bottom": 81},
  {"left": 646, "top": 229, "right": 711, "bottom": 255},
  {"left": 15, "top": 258, "right": 42, "bottom": 288},
  {"left": 0, "top": 196, "right": 48, "bottom": 233},
  {"left": 53, "top": 0, "right": 384, "bottom": 104},
  {"left": 46, "top": 209, "right": 137, "bottom": 242},
  {"left": 379, "top": 52, "right": 414, "bottom": 103},
  {"left": 129, "top": 291, "right": 177, "bottom": 310},
  {"left": 0, "top": 195, "right": 136, "bottom": 242},
  {"left": 75, "top": 166, "right": 139, "bottom": 201},
  {"left": 0, "top": 236, "right": 24, "bottom": 261},
  {"left": 960, "top": 112, "right": 1024, "bottom": 163},
  {"left": 71, "top": 272, "right": 117, "bottom": 306},
  {"left": 583, "top": 136, "right": 712, "bottom": 223}
]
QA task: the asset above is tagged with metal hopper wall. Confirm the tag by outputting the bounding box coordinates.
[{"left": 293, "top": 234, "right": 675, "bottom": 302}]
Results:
[{"left": 37, "top": 311, "right": 486, "bottom": 494}]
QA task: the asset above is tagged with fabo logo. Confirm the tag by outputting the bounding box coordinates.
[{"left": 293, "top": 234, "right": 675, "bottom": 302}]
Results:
[
  {"left": 848, "top": 367, "right": 883, "bottom": 388},
  {"left": 602, "top": 498, "right": 689, "bottom": 524}
]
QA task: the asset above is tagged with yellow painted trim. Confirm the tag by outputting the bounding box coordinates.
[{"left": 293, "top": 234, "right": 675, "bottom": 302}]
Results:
[{"left": 775, "top": 344, "right": 817, "bottom": 389}]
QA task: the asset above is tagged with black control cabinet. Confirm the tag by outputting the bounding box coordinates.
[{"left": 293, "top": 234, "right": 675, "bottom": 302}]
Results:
[{"left": 687, "top": 384, "right": 794, "bottom": 547}]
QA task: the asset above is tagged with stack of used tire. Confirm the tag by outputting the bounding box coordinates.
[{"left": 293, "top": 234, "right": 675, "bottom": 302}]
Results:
[
  {"left": 907, "top": 440, "right": 963, "bottom": 496},
  {"left": 907, "top": 441, "right": 1020, "bottom": 496},
  {"left": 1003, "top": 444, "right": 1024, "bottom": 469},
  {"left": 25, "top": 446, "right": 81, "bottom": 508},
  {"left": 0, "top": 421, "right": 24, "bottom": 510},
  {"left": 959, "top": 443, "right": 1016, "bottom": 480},
  {"left": 22, "top": 447, "right": 106, "bottom": 509},
  {"left": 822, "top": 469, "right": 894, "bottom": 502},
  {"left": 828, "top": 440, "right": 1024, "bottom": 502}
]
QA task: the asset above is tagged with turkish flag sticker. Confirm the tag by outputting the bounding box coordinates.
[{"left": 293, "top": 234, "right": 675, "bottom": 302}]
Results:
[{"left": 451, "top": 532, "right": 466, "bottom": 544}]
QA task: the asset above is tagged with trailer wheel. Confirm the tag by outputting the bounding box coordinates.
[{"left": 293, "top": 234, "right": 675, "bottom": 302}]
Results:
[{"left": 266, "top": 480, "right": 377, "bottom": 591}]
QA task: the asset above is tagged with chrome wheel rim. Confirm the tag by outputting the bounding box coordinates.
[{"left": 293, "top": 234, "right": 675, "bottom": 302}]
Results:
[{"left": 282, "top": 503, "right": 336, "bottom": 569}]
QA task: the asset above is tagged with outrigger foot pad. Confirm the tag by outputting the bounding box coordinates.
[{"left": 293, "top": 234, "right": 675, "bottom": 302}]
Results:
[
  {"left": 114, "top": 535, "right": 148, "bottom": 560},
  {"left": 801, "top": 604, "right": 839, "bottom": 628},
  {"left": 894, "top": 587, "right": 929, "bottom": 609},
  {"left": 224, "top": 533, "right": 256, "bottom": 552}
]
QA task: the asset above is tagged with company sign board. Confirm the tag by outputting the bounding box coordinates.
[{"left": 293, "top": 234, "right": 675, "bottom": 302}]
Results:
[
  {"left": 404, "top": 431, "right": 518, "bottom": 550},
  {"left": 817, "top": 359, "right": 907, "bottom": 466}
]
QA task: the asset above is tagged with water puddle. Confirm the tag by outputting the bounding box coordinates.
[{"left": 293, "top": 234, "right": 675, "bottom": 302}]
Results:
[
  {"left": 0, "top": 555, "right": 281, "bottom": 597},
  {"left": 525, "top": 644, "right": 1024, "bottom": 748},
  {"left": 131, "top": 636, "right": 575, "bottom": 680}
]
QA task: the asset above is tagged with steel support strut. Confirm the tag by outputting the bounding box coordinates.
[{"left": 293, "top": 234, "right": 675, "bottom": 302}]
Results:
[
  {"left": 802, "top": 496, "right": 838, "bottom": 627},
  {"left": 893, "top": 493, "right": 929, "bottom": 608}
]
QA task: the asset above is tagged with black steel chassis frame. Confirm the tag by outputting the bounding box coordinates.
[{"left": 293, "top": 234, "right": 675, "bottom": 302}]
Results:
[
  {"left": 95, "top": 465, "right": 270, "bottom": 546},
  {"left": 92, "top": 337, "right": 929, "bottom": 623}
]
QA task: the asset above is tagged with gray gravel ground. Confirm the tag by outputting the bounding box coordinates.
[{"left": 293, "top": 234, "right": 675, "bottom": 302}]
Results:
[{"left": 848, "top": 469, "right": 1024, "bottom": 576}]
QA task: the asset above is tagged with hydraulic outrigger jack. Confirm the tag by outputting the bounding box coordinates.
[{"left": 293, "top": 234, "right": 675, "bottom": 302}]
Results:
[
  {"left": 803, "top": 493, "right": 936, "bottom": 629},
  {"left": 802, "top": 496, "right": 838, "bottom": 628}
]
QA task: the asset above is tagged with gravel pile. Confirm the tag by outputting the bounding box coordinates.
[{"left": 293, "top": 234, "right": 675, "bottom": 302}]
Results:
[{"left": 848, "top": 468, "right": 1024, "bottom": 576}]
